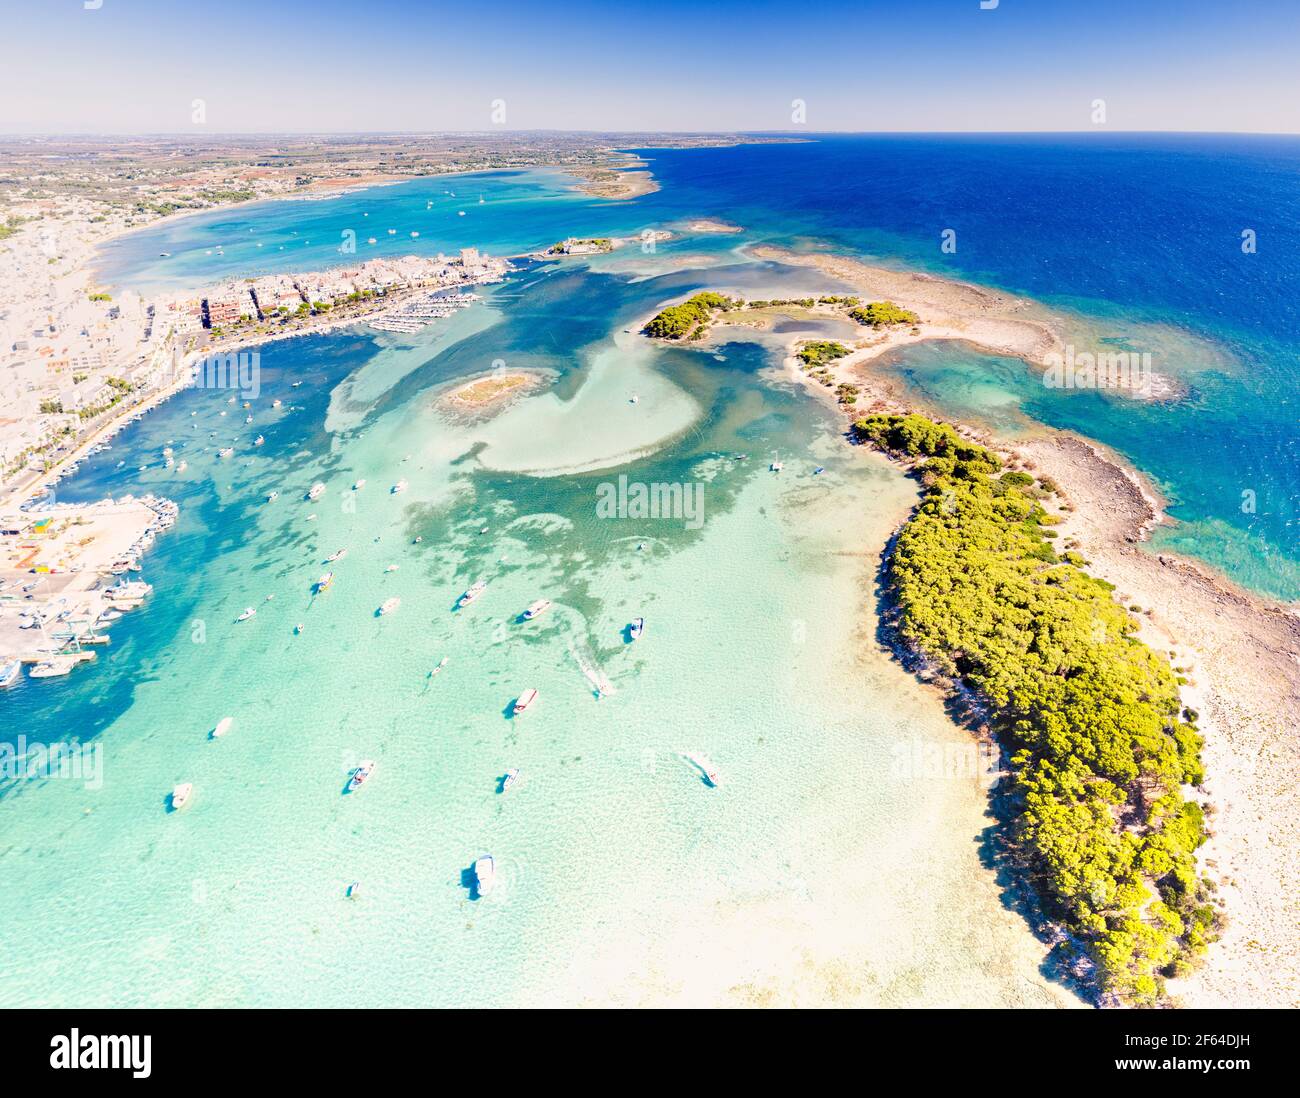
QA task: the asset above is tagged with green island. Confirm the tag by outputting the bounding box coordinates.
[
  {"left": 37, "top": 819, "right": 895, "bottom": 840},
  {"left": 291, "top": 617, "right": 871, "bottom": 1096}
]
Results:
[
  {"left": 641, "top": 291, "right": 740, "bottom": 340},
  {"left": 795, "top": 340, "right": 858, "bottom": 404},
  {"left": 854, "top": 412, "right": 1219, "bottom": 1006},
  {"left": 849, "top": 301, "right": 918, "bottom": 328},
  {"left": 643, "top": 292, "right": 919, "bottom": 344}
]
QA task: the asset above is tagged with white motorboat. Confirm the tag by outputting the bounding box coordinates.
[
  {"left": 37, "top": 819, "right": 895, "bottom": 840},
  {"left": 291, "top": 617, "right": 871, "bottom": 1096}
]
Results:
[
  {"left": 236, "top": 606, "right": 257, "bottom": 622},
  {"left": 513, "top": 688, "right": 538, "bottom": 714},
  {"left": 0, "top": 659, "right": 21, "bottom": 688},
  {"left": 458, "top": 579, "right": 487, "bottom": 607},
  {"left": 629, "top": 617, "right": 644, "bottom": 640},
  {"left": 324, "top": 548, "right": 347, "bottom": 562},
  {"left": 522, "top": 599, "right": 551, "bottom": 620},
  {"left": 307, "top": 482, "right": 326, "bottom": 501},
  {"left": 218, "top": 447, "right": 234, "bottom": 458},
  {"left": 378, "top": 597, "right": 400, "bottom": 615},
  {"left": 501, "top": 768, "right": 520, "bottom": 793},
  {"left": 266, "top": 491, "right": 279, "bottom": 502},
  {"left": 315, "top": 572, "right": 334, "bottom": 593},
  {"left": 384, "top": 564, "right": 399, "bottom": 573},
  {"left": 474, "top": 855, "right": 496, "bottom": 895},
  {"left": 171, "top": 782, "right": 193, "bottom": 810},
  {"left": 212, "top": 716, "right": 234, "bottom": 738},
  {"left": 684, "top": 752, "right": 721, "bottom": 788},
  {"left": 29, "top": 656, "right": 76, "bottom": 679},
  {"left": 391, "top": 479, "right": 407, "bottom": 494},
  {"left": 353, "top": 479, "right": 366, "bottom": 490},
  {"left": 770, "top": 460, "right": 783, "bottom": 472},
  {"left": 429, "top": 656, "right": 449, "bottom": 677},
  {"left": 347, "top": 759, "right": 376, "bottom": 792},
  {"left": 254, "top": 435, "right": 264, "bottom": 446}
]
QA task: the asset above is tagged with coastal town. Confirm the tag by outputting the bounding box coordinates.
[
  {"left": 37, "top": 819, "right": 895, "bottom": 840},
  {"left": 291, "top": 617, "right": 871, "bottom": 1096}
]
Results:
[{"left": 0, "top": 177, "right": 511, "bottom": 684}]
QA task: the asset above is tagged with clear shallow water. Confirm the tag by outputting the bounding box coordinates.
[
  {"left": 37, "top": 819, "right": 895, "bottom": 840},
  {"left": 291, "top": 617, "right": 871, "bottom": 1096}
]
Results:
[
  {"left": 0, "top": 264, "right": 1074, "bottom": 1007},
  {"left": 5, "top": 134, "right": 1297, "bottom": 1007},
  {"left": 98, "top": 135, "right": 1300, "bottom": 600}
]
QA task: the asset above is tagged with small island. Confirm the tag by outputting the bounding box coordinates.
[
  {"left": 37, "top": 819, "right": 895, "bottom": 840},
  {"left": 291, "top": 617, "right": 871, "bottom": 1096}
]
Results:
[
  {"left": 854, "top": 412, "right": 1218, "bottom": 1006},
  {"left": 437, "top": 370, "right": 548, "bottom": 418}
]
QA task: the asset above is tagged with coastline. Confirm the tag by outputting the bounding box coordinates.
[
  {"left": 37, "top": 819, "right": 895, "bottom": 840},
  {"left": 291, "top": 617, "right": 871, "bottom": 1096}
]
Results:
[{"left": 769, "top": 302, "right": 1300, "bottom": 1006}]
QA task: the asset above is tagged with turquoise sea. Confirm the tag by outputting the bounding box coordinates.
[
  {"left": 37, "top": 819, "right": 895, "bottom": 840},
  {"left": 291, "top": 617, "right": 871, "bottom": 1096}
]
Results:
[{"left": 3, "top": 136, "right": 1297, "bottom": 1006}]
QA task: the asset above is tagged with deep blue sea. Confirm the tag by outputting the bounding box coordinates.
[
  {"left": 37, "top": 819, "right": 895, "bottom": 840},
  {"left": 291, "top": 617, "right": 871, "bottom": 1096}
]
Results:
[{"left": 4, "top": 135, "right": 1296, "bottom": 1007}]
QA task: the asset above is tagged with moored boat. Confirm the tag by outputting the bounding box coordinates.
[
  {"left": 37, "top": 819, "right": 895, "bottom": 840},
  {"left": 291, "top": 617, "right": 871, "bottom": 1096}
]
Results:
[
  {"left": 236, "top": 606, "right": 257, "bottom": 622},
  {"left": 513, "top": 687, "right": 538, "bottom": 714},
  {"left": 522, "top": 598, "right": 551, "bottom": 620},
  {"left": 346, "top": 759, "right": 376, "bottom": 792},
  {"left": 684, "top": 751, "right": 721, "bottom": 787},
  {"left": 629, "top": 617, "right": 644, "bottom": 640},
  {"left": 378, "top": 597, "right": 400, "bottom": 615},
  {"left": 0, "top": 659, "right": 21, "bottom": 688},
  {"left": 473, "top": 854, "right": 496, "bottom": 895},
  {"left": 171, "top": 782, "right": 193, "bottom": 810},
  {"left": 212, "top": 716, "right": 234, "bottom": 738},
  {"left": 458, "top": 579, "right": 487, "bottom": 607},
  {"left": 307, "top": 482, "right": 326, "bottom": 501},
  {"left": 391, "top": 479, "right": 407, "bottom": 494}
]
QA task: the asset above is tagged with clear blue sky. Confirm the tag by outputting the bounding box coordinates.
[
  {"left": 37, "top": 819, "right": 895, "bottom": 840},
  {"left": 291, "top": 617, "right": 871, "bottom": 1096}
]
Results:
[{"left": 3, "top": 0, "right": 1297, "bottom": 134}]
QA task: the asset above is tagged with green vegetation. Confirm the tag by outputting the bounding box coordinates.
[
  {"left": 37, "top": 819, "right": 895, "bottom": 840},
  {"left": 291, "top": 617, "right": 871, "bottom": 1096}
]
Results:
[
  {"left": 642, "top": 292, "right": 739, "bottom": 340},
  {"left": 854, "top": 412, "right": 1217, "bottom": 1005},
  {"left": 0, "top": 214, "right": 29, "bottom": 240},
  {"left": 796, "top": 340, "right": 851, "bottom": 368},
  {"left": 849, "top": 300, "right": 918, "bottom": 328}
]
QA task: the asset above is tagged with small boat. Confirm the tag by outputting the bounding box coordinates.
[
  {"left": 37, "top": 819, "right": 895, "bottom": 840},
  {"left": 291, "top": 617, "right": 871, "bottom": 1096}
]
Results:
[
  {"left": 458, "top": 580, "right": 487, "bottom": 607},
  {"left": 522, "top": 599, "right": 551, "bottom": 620},
  {"left": 171, "top": 782, "right": 193, "bottom": 809},
  {"left": 813, "top": 466, "right": 825, "bottom": 475},
  {"left": 347, "top": 760, "right": 376, "bottom": 792},
  {"left": 501, "top": 768, "right": 520, "bottom": 793},
  {"left": 629, "top": 617, "right": 644, "bottom": 641},
  {"left": 378, "top": 597, "right": 400, "bottom": 615},
  {"left": 29, "top": 658, "right": 75, "bottom": 679},
  {"left": 387, "top": 228, "right": 396, "bottom": 235},
  {"left": 513, "top": 688, "right": 538, "bottom": 714},
  {"left": 159, "top": 252, "right": 170, "bottom": 257},
  {"left": 346, "top": 881, "right": 361, "bottom": 899},
  {"left": 236, "top": 607, "right": 257, "bottom": 622},
  {"left": 0, "top": 659, "right": 21, "bottom": 689},
  {"left": 770, "top": 461, "right": 783, "bottom": 472},
  {"left": 384, "top": 564, "right": 399, "bottom": 573},
  {"left": 429, "top": 656, "right": 449, "bottom": 677},
  {"left": 325, "top": 548, "right": 347, "bottom": 563},
  {"left": 685, "top": 752, "right": 721, "bottom": 788},
  {"left": 245, "top": 415, "right": 253, "bottom": 424},
  {"left": 473, "top": 855, "right": 496, "bottom": 895},
  {"left": 272, "top": 399, "right": 282, "bottom": 408},
  {"left": 266, "top": 491, "right": 279, "bottom": 502},
  {"left": 176, "top": 460, "right": 187, "bottom": 472},
  {"left": 367, "top": 237, "right": 377, "bottom": 245},
  {"left": 212, "top": 716, "right": 234, "bottom": 738},
  {"left": 295, "top": 622, "right": 304, "bottom": 634},
  {"left": 307, "top": 482, "right": 326, "bottom": 501},
  {"left": 353, "top": 479, "right": 366, "bottom": 490},
  {"left": 218, "top": 447, "right": 234, "bottom": 458},
  {"left": 629, "top": 394, "right": 639, "bottom": 404},
  {"left": 391, "top": 480, "right": 407, "bottom": 494},
  {"left": 254, "top": 435, "right": 264, "bottom": 446},
  {"left": 315, "top": 572, "right": 334, "bottom": 593}
]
